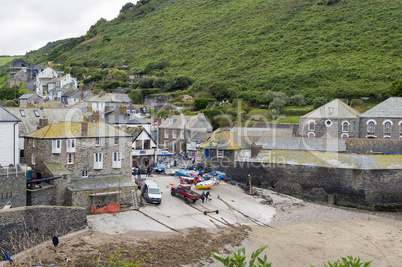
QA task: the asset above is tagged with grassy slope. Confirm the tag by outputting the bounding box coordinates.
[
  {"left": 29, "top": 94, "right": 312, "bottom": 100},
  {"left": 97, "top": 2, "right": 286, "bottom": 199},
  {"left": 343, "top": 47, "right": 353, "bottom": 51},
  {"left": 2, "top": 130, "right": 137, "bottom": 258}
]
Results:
[
  {"left": 0, "top": 57, "right": 16, "bottom": 67},
  {"left": 24, "top": 0, "right": 402, "bottom": 100}
]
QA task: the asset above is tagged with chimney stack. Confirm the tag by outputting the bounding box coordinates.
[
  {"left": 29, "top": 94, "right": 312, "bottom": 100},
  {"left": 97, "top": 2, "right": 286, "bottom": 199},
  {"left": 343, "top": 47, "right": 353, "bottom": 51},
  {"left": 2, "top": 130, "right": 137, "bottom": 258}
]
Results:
[
  {"left": 38, "top": 117, "right": 48, "bottom": 128},
  {"left": 251, "top": 142, "right": 262, "bottom": 158},
  {"left": 82, "top": 122, "right": 88, "bottom": 136}
]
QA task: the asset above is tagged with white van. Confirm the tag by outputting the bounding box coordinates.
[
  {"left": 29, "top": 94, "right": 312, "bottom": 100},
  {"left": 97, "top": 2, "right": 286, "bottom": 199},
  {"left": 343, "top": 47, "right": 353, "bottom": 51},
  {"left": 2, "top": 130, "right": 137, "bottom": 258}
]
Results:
[{"left": 141, "top": 180, "right": 162, "bottom": 204}]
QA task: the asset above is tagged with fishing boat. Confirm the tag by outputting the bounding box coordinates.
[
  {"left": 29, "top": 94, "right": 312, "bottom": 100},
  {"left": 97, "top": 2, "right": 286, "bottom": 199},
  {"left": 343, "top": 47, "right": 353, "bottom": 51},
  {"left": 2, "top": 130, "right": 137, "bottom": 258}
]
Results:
[
  {"left": 175, "top": 170, "right": 198, "bottom": 177},
  {"left": 203, "top": 171, "right": 226, "bottom": 180},
  {"left": 196, "top": 180, "right": 215, "bottom": 189}
]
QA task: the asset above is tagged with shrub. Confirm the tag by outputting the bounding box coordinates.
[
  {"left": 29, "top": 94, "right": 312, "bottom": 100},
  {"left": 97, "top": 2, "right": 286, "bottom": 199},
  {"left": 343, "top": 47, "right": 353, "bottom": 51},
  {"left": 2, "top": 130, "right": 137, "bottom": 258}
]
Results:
[
  {"left": 102, "top": 34, "right": 112, "bottom": 42},
  {"left": 290, "top": 94, "right": 306, "bottom": 107},
  {"left": 212, "top": 246, "right": 272, "bottom": 267},
  {"left": 128, "top": 90, "right": 143, "bottom": 104},
  {"left": 313, "top": 97, "right": 329, "bottom": 109},
  {"left": 138, "top": 78, "right": 155, "bottom": 88},
  {"left": 164, "top": 76, "right": 194, "bottom": 92},
  {"left": 194, "top": 98, "right": 216, "bottom": 111}
]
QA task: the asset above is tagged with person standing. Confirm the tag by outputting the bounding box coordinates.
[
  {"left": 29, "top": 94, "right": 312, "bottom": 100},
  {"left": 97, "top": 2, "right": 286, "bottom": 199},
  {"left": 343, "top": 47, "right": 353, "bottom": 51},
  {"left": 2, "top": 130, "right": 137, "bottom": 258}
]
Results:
[
  {"left": 52, "top": 233, "right": 59, "bottom": 252},
  {"left": 205, "top": 191, "right": 211, "bottom": 203},
  {"left": 201, "top": 192, "right": 206, "bottom": 203}
]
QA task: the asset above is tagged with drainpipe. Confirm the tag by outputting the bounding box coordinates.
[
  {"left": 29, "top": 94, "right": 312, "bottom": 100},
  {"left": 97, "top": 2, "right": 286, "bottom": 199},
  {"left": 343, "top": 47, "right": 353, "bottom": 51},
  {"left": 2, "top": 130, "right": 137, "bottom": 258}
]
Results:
[{"left": 13, "top": 121, "right": 18, "bottom": 166}]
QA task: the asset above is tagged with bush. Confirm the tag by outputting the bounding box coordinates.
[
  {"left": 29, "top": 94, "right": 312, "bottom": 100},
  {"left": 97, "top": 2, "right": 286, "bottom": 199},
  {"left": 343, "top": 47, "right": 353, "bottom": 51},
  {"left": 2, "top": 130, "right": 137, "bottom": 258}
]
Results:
[
  {"left": 164, "top": 76, "right": 194, "bottom": 92},
  {"left": 313, "top": 97, "right": 329, "bottom": 109},
  {"left": 201, "top": 109, "right": 224, "bottom": 129},
  {"left": 138, "top": 78, "right": 155, "bottom": 88},
  {"left": 290, "top": 94, "right": 306, "bottom": 107},
  {"left": 128, "top": 90, "right": 143, "bottom": 104},
  {"left": 153, "top": 78, "right": 168, "bottom": 89},
  {"left": 194, "top": 98, "right": 216, "bottom": 111},
  {"left": 102, "top": 34, "right": 112, "bottom": 42},
  {"left": 144, "top": 60, "right": 170, "bottom": 74}
]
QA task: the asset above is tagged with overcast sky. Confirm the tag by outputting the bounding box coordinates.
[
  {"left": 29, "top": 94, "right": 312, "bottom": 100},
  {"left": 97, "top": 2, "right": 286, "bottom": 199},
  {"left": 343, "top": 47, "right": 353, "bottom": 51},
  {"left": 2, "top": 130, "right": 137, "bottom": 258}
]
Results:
[{"left": 0, "top": 0, "right": 134, "bottom": 56}]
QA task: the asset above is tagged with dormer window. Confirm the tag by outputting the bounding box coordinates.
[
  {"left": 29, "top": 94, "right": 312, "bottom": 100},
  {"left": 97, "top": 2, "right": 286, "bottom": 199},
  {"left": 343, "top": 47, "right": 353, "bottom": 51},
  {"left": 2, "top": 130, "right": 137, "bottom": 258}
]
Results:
[
  {"left": 34, "top": 110, "right": 40, "bottom": 117},
  {"left": 19, "top": 110, "right": 26, "bottom": 117}
]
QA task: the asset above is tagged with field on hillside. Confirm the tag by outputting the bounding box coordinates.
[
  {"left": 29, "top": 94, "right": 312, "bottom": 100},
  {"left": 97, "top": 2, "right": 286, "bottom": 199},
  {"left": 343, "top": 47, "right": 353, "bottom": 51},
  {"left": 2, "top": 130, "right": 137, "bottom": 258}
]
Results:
[{"left": 0, "top": 57, "right": 16, "bottom": 67}]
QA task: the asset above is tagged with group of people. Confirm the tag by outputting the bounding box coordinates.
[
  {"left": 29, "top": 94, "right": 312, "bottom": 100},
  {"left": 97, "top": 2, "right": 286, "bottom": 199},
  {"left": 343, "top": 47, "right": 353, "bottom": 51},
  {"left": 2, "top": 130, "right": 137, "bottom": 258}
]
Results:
[
  {"left": 133, "top": 166, "right": 153, "bottom": 178},
  {"left": 200, "top": 191, "right": 211, "bottom": 203}
]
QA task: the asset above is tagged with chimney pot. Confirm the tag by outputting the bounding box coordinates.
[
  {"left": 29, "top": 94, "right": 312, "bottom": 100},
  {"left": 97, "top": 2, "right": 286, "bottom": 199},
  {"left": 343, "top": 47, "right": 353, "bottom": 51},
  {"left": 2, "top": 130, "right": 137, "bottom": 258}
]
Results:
[{"left": 82, "top": 122, "right": 88, "bottom": 136}]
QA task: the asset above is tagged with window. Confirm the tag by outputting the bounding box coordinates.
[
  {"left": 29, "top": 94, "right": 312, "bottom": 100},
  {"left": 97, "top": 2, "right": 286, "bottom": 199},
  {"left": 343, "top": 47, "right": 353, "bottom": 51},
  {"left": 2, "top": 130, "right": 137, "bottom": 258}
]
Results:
[
  {"left": 95, "top": 137, "right": 100, "bottom": 146},
  {"left": 164, "top": 130, "right": 169, "bottom": 138},
  {"left": 325, "top": 120, "right": 332, "bottom": 127},
  {"left": 217, "top": 150, "right": 224, "bottom": 158},
  {"left": 164, "top": 141, "right": 169, "bottom": 150},
  {"left": 52, "top": 140, "right": 61, "bottom": 153},
  {"left": 31, "top": 154, "right": 35, "bottom": 165},
  {"left": 114, "top": 137, "right": 119, "bottom": 145},
  {"left": 67, "top": 153, "right": 74, "bottom": 164},
  {"left": 367, "top": 120, "right": 376, "bottom": 133},
  {"left": 144, "top": 140, "right": 150, "bottom": 149},
  {"left": 136, "top": 140, "right": 142, "bottom": 149},
  {"left": 383, "top": 120, "right": 392, "bottom": 134},
  {"left": 94, "top": 152, "right": 103, "bottom": 169},
  {"left": 180, "top": 131, "right": 184, "bottom": 139},
  {"left": 67, "top": 139, "right": 75, "bottom": 152},
  {"left": 32, "top": 139, "right": 35, "bottom": 147},
  {"left": 34, "top": 110, "right": 40, "bottom": 117},
  {"left": 342, "top": 121, "right": 349, "bottom": 132},
  {"left": 112, "top": 152, "right": 121, "bottom": 168},
  {"left": 399, "top": 121, "right": 402, "bottom": 134},
  {"left": 172, "top": 142, "right": 176, "bottom": 152},
  {"left": 172, "top": 131, "right": 177, "bottom": 139},
  {"left": 341, "top": 133, "right": 349, "bottom": 138},
  {"left": 307, "top": 132, "right": 316, "bottom": 138},
  {"left": 82, "top": 170, "right": 88, "bottom": 177},
  {"left": 308, "top": 120, "right": 315, "bottom": 131}
]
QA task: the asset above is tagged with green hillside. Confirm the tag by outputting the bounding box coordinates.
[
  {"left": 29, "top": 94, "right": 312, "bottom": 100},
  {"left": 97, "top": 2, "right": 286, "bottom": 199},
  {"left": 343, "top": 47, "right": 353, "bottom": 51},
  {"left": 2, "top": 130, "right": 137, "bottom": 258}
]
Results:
[{"left": 19, "top": 0, "right": 402, "bottom": 102}]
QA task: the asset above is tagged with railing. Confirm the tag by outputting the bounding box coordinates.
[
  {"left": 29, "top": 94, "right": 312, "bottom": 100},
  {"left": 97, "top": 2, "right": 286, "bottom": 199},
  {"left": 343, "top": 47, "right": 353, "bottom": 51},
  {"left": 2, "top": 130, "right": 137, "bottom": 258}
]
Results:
[{"left": 0, "top": 166, "right": 25, "bottom": 177}]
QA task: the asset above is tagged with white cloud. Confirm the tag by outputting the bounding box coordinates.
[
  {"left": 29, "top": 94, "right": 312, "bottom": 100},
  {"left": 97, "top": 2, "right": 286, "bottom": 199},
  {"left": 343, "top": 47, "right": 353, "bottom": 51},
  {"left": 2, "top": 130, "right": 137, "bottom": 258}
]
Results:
[{"left": 0, "top": 0, "right": 134, "bottom": 55}]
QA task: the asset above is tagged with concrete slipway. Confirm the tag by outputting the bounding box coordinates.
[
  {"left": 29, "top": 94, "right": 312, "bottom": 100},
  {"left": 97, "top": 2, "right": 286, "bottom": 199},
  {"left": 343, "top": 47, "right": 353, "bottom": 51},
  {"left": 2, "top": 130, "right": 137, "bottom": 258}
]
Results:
[{"left": 88, "top": 174, "right": 302, "bottom": 234}]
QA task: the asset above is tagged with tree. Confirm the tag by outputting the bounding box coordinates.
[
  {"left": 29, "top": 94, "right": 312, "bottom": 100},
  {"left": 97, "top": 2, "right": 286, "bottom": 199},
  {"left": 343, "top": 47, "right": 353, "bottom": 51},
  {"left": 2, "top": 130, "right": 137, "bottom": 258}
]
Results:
[
  {"left": 138, "top": 78, "right": 155, "bottom": 88},
  {"left": 194, "top": 98, "right": 216, "bottom": 111},
  {"left": 387, "top": 78, "right": 402, "bottom": 97},
  {"left": 120, "top": 2, "right": 135, "bottom": 14},
  {"left": 102, "top": 34, "right": 112, "bottom": 43},
  {"left": 153, "top": 78, "right": 167, "bottom": 89},
  {"left": 290, "top": 94, "right": 306, "bottom": 107},
  {"left": 269, "top": 98, "right": 286, "bottom": 114},
  {"left": 113, "top": 69, "right": 128, "bottom": 82},
  {"left": 313, "top": 97, "right": 329, "bottom": 109},
  {"left": 164, "top": 76, "right": 194, "bottom": 92},
  {"left": 128, "top": 90, "right": 143, "bottom": 104}
]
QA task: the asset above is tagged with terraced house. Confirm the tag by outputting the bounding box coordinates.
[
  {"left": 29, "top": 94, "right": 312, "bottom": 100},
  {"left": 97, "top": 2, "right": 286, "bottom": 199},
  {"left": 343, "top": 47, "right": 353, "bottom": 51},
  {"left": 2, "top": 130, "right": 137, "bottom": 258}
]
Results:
[{"left": 158, "top": 113, "right": 213, "bottom": 153}]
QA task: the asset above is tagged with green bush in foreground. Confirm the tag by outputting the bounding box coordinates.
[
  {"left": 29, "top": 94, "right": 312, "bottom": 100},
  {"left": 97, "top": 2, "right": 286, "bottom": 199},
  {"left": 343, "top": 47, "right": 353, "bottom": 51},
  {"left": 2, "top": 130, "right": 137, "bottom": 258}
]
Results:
[{"left": 212, "top": 246, "right": 371, "bottom": 267}]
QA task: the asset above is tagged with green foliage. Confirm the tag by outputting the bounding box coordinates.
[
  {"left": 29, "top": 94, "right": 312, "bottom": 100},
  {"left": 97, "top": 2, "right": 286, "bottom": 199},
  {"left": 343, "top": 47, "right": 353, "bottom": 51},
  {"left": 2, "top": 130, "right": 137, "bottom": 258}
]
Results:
[
  {"left": 164, "top": 76, "right": 194, "bottom": 92},
  {"left": 311, "top": 256, "right": 371, "bottom": 267},
  {"left": 212, "top": 245, "right": 272, "bottom": 267},
  {"left": 313, "top": 97, "right": 330, "bottom": 109},
  {"left": 290, "top": 94, "right": 306, "bottom": 107},
  {"left": 153, "top": 77, "right": 168, "bottom": 88},
  {"left": 113, "top": 69, "right": 128, "bottom": 81},
  {"left": 83, "top": 74, "right": 103, "bottom": 85},
  {"left": 120, "top": 2, "right": 135, "bottom": 14},
  {"left": 12, "top": 0, "right": 402, "bottom": 102},
  {"left": 102, "top": 34, "right": 112, "bottom": 43},
  {"left": 386, "top": 78, "right": 402, "bottom": 97},
  {"left": 93, "top": 249, "right": 151, "bottom": 267},
  {"left": 138, "top": 77, "right": 155, "bottom": 88},
  {"left": 269, "top": 98, "right": 286, "bottom": 114},
  {"left": 144, "top": 60, "right": 170, "bottom": 74},
  {"left": 128, "top": 90, "right": 144, "bottom": 104},
  {"left": 201, "top": 109, "right": 225, "bottom": 129},
  {"left": 194, "top": 98, "right": 216, "bottom": 111},
  {"left": 0, "top": 86, "right": 23, "bottom": 100}
]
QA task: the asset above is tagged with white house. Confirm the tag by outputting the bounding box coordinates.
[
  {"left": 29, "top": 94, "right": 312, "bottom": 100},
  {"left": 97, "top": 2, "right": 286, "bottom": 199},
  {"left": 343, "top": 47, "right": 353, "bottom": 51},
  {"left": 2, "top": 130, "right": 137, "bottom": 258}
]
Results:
[
  {"left": 0, "top": 106, "right": 20, "bottom": 166},
  {"left": 47, "top": 74, "right": 78, "bottom": 100},
  {"left": 35, "top": 67, "right": 58, "bottom": 97}
]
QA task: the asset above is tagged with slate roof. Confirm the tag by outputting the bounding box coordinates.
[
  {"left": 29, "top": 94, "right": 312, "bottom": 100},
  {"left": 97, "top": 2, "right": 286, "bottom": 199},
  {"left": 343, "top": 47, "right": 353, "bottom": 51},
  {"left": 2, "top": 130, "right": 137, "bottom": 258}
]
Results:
[
  {"left": 301, "top": 99, "right": 360, "bottom": 119},
  {"left": 236, "top": 150, "right": 402, "bottom": 170},
  {"left": 0, "top": 106, "right": 20, "bottom": 122},
  {"left": 190, "top": 132, "right": 213, "bottom": 144},
  {"left": 87, "top": 93, "right": 131, "bottom": 103},
  {"left": 105, "top": 109, "right": 150, "bottom": 125},
  {"left": 44, "top": 163, "right": 71, "bottom": 176},
  {"left": 25, "top": 121, "right": 131, "bottom": 139},
  {"left": 200, "top": 131, "right": 249, "bottom": 150},
  {"left": 5, "top": 107, "right": 90, "bottom": 136},
  {"left": 359, "top": 97, "right": 402, "bottom": 118},
  {"left": 231, "top": 126, "right": 293, "bottom": 137},
  {"left": 159, "top": 114, "right": 212, "bottom": 131}
]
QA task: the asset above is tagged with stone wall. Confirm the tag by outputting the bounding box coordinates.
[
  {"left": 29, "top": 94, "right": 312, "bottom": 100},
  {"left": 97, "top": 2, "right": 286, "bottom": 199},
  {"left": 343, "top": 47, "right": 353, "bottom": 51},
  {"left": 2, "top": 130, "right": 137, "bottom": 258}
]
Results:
[
  {"left": 0, "top": 206, "right": 87, "bottom": 254},
  {"left": 0, "top": 169, "right": 26, "bottom": 208},
  {"left": 209, "top": 160, "right": 402, "bottom": 208},
  {"left": 67, "top": 186, "right": 136, "bottom": 213},
  {"left": 345, "top": 138, "right": 402, "bottom": 154},
  {"left": 26, "top": 185, "right": 56, "bottom": 206}
]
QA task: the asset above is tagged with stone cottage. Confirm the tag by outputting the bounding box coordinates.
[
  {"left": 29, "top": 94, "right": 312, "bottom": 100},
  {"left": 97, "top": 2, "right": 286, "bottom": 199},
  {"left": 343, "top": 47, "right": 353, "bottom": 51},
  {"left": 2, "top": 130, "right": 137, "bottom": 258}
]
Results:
[{"left": 24, "top": 121, "right": 135, "bottom": 211}]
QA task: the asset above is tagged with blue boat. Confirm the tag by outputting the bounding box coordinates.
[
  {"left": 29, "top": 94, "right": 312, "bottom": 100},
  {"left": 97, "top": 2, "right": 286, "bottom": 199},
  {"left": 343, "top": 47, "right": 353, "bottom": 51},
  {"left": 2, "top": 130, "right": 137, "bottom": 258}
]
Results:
[
  {"left": 175, "top": 170, "right": 198, "bottom": 177},
  {"left": 203, "top": 171, "right": 226, "bottom": 180}
]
